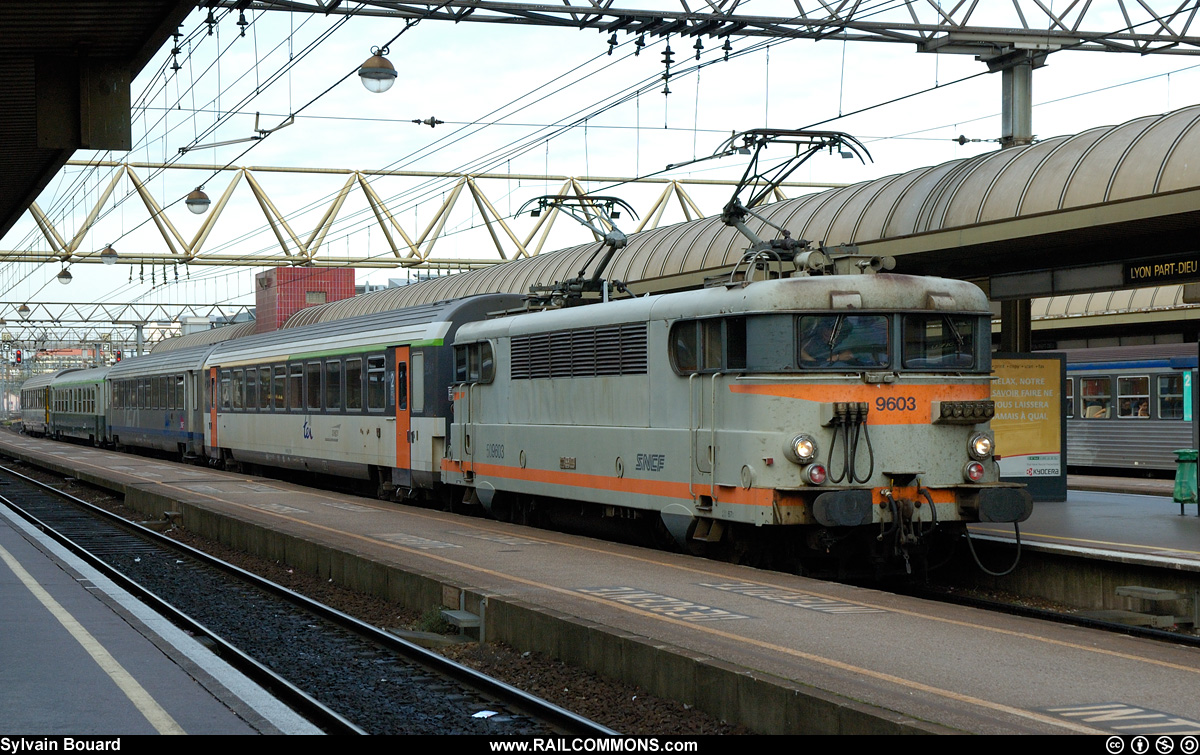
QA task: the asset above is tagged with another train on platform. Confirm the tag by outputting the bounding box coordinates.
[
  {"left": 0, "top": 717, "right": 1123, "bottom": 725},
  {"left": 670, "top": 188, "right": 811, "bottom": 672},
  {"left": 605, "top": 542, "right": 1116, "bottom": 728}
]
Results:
[
  {"left": 1061, "top": 342, "right": 1198, "bottom": 475},
  {"left": 17, "top": 261, "right": 1032, "bottom": 575}
]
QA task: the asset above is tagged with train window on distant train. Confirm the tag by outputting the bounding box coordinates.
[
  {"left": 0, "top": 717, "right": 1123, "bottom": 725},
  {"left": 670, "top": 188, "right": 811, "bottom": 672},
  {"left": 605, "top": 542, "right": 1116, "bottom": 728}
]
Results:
[
  {"left": 901, "top": 315, "right": 971, "bottom": 369},
  {"left": 288, "top": 364, "right": 303, "bottom": 411},
  {"left": 1080, "top": 377, "right": 1111, "bottom": 419},
  {"left": 367, "top": 356, "right": 386, "bottom": 411},
  {"left": 800, "top": 315, "right": 890, "bottom": 369},
  {"left": 1117, "top": 376, "right": 1150, "bottom": 418},
  {"left": 1159, "top": 374, "right": 1185, "bottom": 419},
  {"left": 346, "top": 358, "right": 362, "bottom": 410},
  {"left": 325, "top": 360, "right": 342, "bottom": 411},
  {"left": 1065, "top": 378, "right": 1074, "bottom": 418}
]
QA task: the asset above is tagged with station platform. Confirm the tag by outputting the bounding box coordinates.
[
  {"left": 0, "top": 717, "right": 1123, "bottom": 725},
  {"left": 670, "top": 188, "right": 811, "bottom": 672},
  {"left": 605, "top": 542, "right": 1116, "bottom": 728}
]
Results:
[
  {"left": 1, "top": 433, "right": 1198, "bottom": 736},
  {"left": 0, "top": 492, "right": 321, "bottom": 735},
  {"left": 971, "top": 475, "right": 1200, "bottom": 568}
]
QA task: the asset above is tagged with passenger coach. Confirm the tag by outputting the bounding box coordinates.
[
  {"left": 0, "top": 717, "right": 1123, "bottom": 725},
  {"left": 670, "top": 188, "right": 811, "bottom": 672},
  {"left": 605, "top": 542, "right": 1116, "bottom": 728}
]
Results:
[{"left": 202, "top": 293, "right": 523, "bottom": 496}]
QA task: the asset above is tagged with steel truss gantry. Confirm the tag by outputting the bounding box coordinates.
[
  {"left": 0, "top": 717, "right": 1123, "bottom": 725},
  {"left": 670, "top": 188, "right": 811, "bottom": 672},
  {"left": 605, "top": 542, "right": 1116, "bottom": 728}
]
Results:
[
  {"left": 0, "top": 301, "right": 256, "bottom": 352},
  {"left": 4, "top": 161, "right": 835, "bottom": 269}
]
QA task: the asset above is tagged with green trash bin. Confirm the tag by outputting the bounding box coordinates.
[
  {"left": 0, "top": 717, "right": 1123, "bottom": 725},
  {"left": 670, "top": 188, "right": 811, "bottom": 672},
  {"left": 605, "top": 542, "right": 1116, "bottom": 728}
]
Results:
[{"left": 1173, "top": 449, "right": 1198, "bottom": 516}]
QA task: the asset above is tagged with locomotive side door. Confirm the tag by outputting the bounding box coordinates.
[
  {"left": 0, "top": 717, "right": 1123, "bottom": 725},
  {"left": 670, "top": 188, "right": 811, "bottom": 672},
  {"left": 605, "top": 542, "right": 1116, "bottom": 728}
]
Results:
[
  {"left": 688, "top": 373, "right": 715, "bottom": 502},
  {"left": 394, "top": 346, "right": 411, "bottom": 473}
]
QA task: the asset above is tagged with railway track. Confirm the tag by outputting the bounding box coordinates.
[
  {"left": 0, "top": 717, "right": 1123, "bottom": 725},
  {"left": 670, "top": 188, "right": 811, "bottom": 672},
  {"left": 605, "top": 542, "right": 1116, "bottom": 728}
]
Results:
[{"left": 0, "top": 462, "right": 616, "bottom": 736}]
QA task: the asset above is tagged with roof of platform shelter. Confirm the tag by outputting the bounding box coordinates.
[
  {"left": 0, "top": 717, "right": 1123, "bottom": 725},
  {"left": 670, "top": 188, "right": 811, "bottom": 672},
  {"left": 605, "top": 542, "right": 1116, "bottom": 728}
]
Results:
[{"left": 283, "top": 105, "right": 1200, "bottom": 328}]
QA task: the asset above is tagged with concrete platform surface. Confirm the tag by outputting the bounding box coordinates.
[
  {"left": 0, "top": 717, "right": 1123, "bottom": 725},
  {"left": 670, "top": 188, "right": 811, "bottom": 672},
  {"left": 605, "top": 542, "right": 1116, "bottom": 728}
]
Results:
[{"left": 0, "top": 499, "right": 322, "bottom": 735}]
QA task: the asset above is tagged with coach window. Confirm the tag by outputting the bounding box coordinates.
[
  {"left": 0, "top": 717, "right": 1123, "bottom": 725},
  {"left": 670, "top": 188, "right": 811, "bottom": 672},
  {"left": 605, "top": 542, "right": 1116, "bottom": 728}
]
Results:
[
  {"left": 1080, "top": 377, "right": 1111, "bottom": 419},
  {"left": 258, "top": 368, "right": 271, "bottom": 410},
  {"left": 397, "top": 362, "right": 408, "bottom": 410},
  {"left": 306, "top": 362, "right": 322, "bottom": 411},
  {"left": 411, "top": 352, "right": 425, "bottom": 413},
  {"left": 219, "top": 370, "right": 232, "bottom": 411},
  {"left": 245, "top": 368, "right": 258, "bottom": 411},
  {"left": 1117, "top": 376, "right": 1150, "bottom": 418},
  {"left": 325, "top": 360, "right": 342, "bottom": 412},
  {"left": 233, "top": 369, "right": 246, "bottom": 411},
  {"left": 288, "top": 363, "right": 303, "bottom": 411},
  {"left": 367, "top": 355, "right": 386, "bottom": 411},
  {"left": 1065, "top": 378, "right": 1074, "bottom": 419},
  {"left": 273, "top": 365, "right": 286, "bottom": 410},
  {"left": 1159, "top": 374, "right": 1185, "bottom": 419},
  {"left": 346, "top": 358, "right": 363, "bottom": 411}
]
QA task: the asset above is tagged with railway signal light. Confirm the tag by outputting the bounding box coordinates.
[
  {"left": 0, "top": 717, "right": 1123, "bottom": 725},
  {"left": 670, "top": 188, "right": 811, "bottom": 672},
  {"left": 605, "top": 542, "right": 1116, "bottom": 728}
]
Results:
[
  {"left": 114, "top": 350, "right": 122, "bottom": 362},
  {"left": 14, "top": 349, "right": 21, "bottom": 364}
]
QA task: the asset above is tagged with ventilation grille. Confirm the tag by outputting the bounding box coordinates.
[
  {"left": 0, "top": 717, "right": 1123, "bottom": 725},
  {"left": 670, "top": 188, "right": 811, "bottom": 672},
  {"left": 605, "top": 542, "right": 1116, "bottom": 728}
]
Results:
[{"left": 511, "top": 323, "right": 648, "bottom": 379}]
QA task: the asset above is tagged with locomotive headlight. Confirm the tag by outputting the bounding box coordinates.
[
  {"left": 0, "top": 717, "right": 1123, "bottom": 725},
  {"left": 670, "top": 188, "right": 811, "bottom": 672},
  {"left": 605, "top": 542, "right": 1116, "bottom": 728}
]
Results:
[
  {"left": 968, "top": 433, "right": 993, "bottom": 460},
  {"left": 963, "top": 461, "right": 986, "bottom": 483},
  {"left": 785, "top": 434, "right": 818, "bottom": 465}
]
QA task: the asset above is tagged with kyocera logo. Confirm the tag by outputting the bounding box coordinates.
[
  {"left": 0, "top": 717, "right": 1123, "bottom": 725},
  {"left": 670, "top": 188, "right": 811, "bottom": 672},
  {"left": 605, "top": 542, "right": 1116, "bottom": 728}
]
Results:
[{"left": 635, "top": 453, "right": 666, "bottom": 472}]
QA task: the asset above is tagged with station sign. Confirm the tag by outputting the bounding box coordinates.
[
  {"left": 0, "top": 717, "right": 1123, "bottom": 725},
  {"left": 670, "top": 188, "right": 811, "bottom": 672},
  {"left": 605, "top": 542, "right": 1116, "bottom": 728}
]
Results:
[
  {"left": 991, "top": 353, "right": 1067, "bottom": 502},
  {"left": 1123, "top": 253, "right": 1200, "bottom": 287}
]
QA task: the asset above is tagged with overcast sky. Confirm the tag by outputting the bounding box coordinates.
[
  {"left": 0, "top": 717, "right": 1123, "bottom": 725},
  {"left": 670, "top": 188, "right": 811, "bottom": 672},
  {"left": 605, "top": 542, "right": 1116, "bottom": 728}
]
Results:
[{"left": 4, "top": 3, "right": 1200, "bottom": 313}]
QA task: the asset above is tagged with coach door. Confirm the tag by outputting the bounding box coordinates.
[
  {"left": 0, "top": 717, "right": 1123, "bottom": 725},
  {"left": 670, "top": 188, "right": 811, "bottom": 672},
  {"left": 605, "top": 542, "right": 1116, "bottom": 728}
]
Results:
[
  {"left": 208, "top": 366, "right": 218, "bottom": 452},
  {"left": 394, "top": 346, "right": 411, "bottom": 472}
]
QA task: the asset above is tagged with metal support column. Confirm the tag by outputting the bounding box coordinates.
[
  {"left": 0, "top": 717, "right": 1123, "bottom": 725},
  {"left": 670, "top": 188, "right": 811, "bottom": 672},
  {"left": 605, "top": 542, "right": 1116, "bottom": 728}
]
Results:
[
  {"left": 986, "top": 49, "right": 1044, "bottom": 150},
  {"left": 1001, "top": 61, "right": 1033, "bottom": 149},
  {"left": 999, "top": 299, "right": 1032, "bottom": 353}
]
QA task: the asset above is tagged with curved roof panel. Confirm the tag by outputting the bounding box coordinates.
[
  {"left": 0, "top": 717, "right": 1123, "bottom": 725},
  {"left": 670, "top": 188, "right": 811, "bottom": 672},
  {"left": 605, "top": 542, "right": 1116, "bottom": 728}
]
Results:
[{"left": 150, "top": 320, "right": 257, "bottom": 353}]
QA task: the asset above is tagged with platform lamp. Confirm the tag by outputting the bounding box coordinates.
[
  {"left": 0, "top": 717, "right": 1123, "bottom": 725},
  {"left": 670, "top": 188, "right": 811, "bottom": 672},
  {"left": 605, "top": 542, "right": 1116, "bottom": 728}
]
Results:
[
  {"left": 185, "top": 187, "right": 211, "bottom": 214},
  {"left": 358, "top": 47, "right": 397, "bottom": 93},
  {"left": 16, "top": 304, "right": 29, "bottom": 319},
  {"left": 57, "top": 266, "right": 72, "bottom": 285},
  {"left": 100, "top": 244, "right": 118, "bottom": 265}
]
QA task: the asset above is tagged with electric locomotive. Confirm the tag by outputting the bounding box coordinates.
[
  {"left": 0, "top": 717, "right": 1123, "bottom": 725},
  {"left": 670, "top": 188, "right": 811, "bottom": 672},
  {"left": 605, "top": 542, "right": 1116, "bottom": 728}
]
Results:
[{"left": 442, "top": 254, "right": 1030, "bottom": 573}]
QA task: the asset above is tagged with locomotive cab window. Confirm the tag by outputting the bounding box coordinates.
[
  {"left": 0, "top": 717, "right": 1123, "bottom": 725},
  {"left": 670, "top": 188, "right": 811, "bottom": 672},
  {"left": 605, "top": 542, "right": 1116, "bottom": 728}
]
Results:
[
  {"left": 901, "top": 314, "right": 974, "bottom": 370},
  {"left": 1159, "top": 374, "right": 1185, "bottom": 420},
  {"left": 1117, "top": 375, "right": 1150, "bottom": 418},
  {"left": 798, "top": 314, "right": 889, "bottom": 369},
  {"left": 454, "top": 342, "right": 495, "bottom": 383},
  {"left": 670, "top": 317, "right": 747, "bottom": 374}
]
